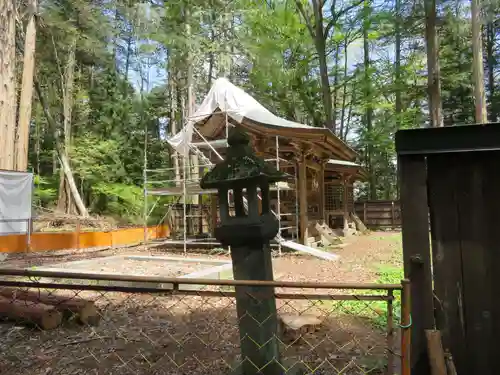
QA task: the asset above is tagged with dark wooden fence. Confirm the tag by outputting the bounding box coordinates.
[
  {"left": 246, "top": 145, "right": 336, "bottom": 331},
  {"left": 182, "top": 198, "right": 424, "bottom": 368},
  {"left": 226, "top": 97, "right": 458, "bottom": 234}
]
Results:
[{"left": 354, "top": 200, "right": 401, "bottom": 228}]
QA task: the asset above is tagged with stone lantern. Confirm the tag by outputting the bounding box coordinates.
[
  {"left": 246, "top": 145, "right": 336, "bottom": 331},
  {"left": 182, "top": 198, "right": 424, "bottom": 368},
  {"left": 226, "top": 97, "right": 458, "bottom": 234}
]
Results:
[{"left": 200, "top": 126, "right": 285, "bottom": 375}]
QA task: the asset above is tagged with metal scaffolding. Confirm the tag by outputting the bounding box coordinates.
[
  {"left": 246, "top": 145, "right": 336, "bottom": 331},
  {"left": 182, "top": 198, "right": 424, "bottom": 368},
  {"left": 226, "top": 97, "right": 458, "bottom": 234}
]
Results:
[{"left": 142, "top": 116, "right": 299, "bottom": 255}]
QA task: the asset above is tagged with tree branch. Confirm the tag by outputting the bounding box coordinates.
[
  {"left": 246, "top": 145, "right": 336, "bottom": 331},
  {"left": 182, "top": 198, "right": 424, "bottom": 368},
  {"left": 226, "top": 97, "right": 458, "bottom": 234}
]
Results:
[
  {"left": 34, "top": 77, "right": 89, "bottom": 217},
  {"left": 324, "top": 0, "right": 364, "bottom": 38},
  {"left": 295, "top": 0, "right": 316, "bottom": 38}
]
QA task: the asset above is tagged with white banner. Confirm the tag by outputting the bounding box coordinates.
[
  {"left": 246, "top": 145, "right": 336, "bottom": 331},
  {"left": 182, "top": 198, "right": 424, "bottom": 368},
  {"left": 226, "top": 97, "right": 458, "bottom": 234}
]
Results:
[{"left": 0, "top": 170, "right": 33, "bottom": 235}]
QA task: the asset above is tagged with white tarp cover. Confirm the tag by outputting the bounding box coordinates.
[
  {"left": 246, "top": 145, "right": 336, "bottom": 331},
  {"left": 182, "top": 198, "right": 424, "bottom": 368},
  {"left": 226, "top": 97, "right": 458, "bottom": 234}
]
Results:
[
  {"left": 0, "top": 171, "right": 33, "bottom": 235},
  {"left": 168, "top": 78, "right": 315, "bottom": 156}
]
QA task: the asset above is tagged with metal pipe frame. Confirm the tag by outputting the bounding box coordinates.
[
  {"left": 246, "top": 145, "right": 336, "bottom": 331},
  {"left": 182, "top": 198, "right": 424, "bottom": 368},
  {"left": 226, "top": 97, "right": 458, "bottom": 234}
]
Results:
[
  {"left": 0, "top": 268, "right": 403, "bottom": 290},
  {"left": 143, "top": 110, "right": 303, "bottom": 253}
]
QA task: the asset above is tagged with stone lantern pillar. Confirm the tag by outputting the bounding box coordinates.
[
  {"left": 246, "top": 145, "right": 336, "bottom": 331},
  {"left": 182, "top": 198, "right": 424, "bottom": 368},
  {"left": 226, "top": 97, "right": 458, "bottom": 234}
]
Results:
[{"left": 200, "top": 126, "right": 285, "bottom": 375}]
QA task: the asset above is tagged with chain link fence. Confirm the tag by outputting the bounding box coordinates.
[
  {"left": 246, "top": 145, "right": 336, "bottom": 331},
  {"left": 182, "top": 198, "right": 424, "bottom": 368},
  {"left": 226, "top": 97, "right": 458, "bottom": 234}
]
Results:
[{"left": 0, "top": 270, "right": 410, "bottom": 375}]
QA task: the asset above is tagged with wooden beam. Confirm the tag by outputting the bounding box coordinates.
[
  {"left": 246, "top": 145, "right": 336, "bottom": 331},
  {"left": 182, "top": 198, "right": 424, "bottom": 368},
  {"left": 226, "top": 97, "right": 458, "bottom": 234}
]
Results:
[
  {"left": 399, "top": 154, "right": 434, "bottom": 375},
  {"left": 251, "top": 135, "right": 266, "bottom": 156},
  {"left": 298, "top": 152, "right": 308, "bottom": 245},
  {"left": 210, "top": 196, "right": 218, "bottom": 237},
  {"left": 319, "top": 161, "right": 326, "bottom": 223},
  {"left": 305, "top": 159, "right": 321, "bottom": 171},
  {"left": 342, "top": 174, "right": 349, "bottom": 231},
  {"left": 425, "top": 330, "right": 447, "bottom": 375}
]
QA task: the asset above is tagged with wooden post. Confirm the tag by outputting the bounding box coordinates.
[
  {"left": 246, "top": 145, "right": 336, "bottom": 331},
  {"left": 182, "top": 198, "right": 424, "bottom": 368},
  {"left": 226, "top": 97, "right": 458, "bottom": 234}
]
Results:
[
  {"left": 425, "top": 330, "right": 447, "bottom": 375},
  {"left": 391, "top": 200, "right": 396, "bottom": 228},
  {"left": 298, "top": 152, "right": 308, "bottom": 245},
  {"left": 198, "top": 201, "right": 203, "bottom": 235},
  {"left": 399, "top": 154, "right": 434, "bottom": 375},
  {"left": 318, "top": 160, "right": 326, "bottom": 223},
  {"left": 401, "top": 279, "right": 412, "bottom": 375},
  {"left": 387, "top": 289, "right": 395, "bottom": 375},
  {"left": 363, "top": 201, "right": 367, "bottom": 223},
  {"left": 210, "top": 195, "right": 218, "bottom": 237},
  {"left": 26, "top": 218, "right": 32, "bottom": 252},
  {"left": 76, "top": 219, "right": 81, "bottom": 250},
  {"left": 342, "top": 174, "right": 349, "bottom": 233}
]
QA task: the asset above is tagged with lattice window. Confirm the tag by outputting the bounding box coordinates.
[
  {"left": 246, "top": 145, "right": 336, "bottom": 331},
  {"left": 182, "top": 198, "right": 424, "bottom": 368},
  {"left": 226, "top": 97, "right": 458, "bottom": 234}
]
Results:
[
  {"left": 325, "top": 184, "right": 342, "bottom": 211},
  {"left": 325, "top": 184, "right": 354, "bottom": 212}
]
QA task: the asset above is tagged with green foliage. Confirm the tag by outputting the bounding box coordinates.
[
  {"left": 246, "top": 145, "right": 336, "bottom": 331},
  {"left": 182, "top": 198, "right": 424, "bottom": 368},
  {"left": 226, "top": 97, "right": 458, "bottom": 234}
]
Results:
[
  {"left": 70, "top": 135, "right": 127, "bottom": 183},
  {"left": 90, "top": 182, "right": 144, "bottom": 221},
  {"left": 25, "top": 0, "right": 500, "bottom": 221},
  {"left": 33, "top": 175, "right": 58, "bottom": 207}
]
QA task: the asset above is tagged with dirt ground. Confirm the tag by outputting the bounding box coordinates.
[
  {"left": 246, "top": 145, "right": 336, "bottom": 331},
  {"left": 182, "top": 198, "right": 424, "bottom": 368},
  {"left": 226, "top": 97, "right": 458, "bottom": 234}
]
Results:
[
  {"left": 0, "top": 232, "right": 403, "bottom": 375},
  {"left": 274, "top": 231, "right": 402, "bottom": 284},
  {"left": 0, "top": 231, "right": 403, "bottom": 284}
]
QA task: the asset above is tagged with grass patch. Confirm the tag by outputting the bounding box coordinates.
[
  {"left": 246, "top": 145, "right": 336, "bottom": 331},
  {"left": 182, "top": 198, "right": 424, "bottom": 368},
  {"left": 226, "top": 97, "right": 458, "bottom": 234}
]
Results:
[{"left": 317, "top": 264, "right": 404, "bottom": 330}]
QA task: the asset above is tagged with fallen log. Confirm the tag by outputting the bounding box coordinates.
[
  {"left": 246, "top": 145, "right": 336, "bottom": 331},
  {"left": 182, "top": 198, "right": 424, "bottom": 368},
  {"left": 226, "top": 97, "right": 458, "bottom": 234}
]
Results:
[
  {"left": 0, "top": 288, "right": 100, "bottom": 326},
  {"left": 0, "top": 295, "right": 63, "bottom": 330}
]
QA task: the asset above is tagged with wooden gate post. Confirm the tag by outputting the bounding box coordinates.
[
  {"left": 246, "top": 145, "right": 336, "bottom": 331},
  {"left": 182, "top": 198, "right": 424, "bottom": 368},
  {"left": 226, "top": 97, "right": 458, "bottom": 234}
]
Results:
[{"left": 398, "top": 154, "right": 434, "bottom": 375}]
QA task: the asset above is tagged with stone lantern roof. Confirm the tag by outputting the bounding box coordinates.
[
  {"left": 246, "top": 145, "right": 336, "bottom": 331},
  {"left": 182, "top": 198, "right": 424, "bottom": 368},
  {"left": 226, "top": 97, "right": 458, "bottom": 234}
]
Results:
[{"left": 200, "top": 126, "right": 287, "bottom": 189}]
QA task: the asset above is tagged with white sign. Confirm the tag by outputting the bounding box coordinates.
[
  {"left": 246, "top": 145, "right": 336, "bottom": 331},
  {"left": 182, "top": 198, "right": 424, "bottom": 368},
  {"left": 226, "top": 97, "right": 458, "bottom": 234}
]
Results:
[{"left": 0, "top": 170, "right": 33, "bottom": 235}]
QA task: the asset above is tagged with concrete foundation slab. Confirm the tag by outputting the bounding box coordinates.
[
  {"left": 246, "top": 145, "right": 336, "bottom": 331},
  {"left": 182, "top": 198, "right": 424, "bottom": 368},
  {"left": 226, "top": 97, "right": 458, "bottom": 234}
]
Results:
[{"left": 31, "top": 254, "right": 233, "bottom": 291}]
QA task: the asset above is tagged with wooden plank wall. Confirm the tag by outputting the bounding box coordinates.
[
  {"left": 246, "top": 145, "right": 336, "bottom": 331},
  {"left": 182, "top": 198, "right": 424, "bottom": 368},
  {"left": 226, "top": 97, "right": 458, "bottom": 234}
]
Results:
[
  {"left": 399, "top": 150, "right": 500, "bottom": 375},
  {"left": 0, "top": 225, "right": 170, "bottom": 253},
  {"left": 427, "top": 151, "right": 498, "bottom": 375},
  {"left": 354, "top": 200, "right": 401, "bottom": 228}
]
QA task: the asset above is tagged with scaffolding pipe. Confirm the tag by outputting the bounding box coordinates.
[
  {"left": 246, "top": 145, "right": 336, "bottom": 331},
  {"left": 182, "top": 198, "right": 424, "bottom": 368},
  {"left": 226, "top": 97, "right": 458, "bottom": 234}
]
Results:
[
  {"left": 143, "top": 123, "right": 148, "bottom": 249},
  {"left": 182, "top": 154, "right": 187, "bottom": 255},
  {"left": 276, "top": 136, "right": 281, "bottom": 255},
  {"left": 225, "top": 111, "right": 231, "bottom": 255},
  {"left": 194, "top": 127, "right": 224, "bottom": 161},
  {"left": 294, "top": 163, "right": 299, "bottom": 242}
]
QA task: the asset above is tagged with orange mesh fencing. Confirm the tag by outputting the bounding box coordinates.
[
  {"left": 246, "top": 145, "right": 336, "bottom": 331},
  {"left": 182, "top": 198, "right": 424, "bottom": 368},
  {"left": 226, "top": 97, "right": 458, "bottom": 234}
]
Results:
[{"left": 0, "top": 225, "right": 170, "bottom": 253}]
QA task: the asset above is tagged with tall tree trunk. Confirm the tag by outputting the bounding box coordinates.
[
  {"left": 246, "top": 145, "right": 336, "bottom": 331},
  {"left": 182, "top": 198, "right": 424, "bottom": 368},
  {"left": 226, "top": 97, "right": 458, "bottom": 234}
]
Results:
[
  {"left": 169, "top": 59, "right": 181, "bottom": 184},
  {"left": 345, "top": 81, "right": 356, "bottom": 140},
  {"left": 339, "top": 36, "right": 349, "bottom": 139},
  {"left": 123, "top": 3, "right": 138, "bottom": 87},
  {"left": 124, "top": 34, "right": 133, "bottom": 84},
  {"left": 228, "top": 15, "right": 236, "bottom": 82},
  {"left": 486, "top": 21, "right": 496, "bottom": 121},
  {"left": 332, "top": 42, "right": 341, "bottom": 133},
  {"left": 112, "top": 6, "right": 119, "bottom": 66},
  {"left": 57, "top": 39, "right": 78, "bottom": 214},
  {"left": 424, "top": 0, "right": 443, "bottom": 127},
  {"left": 185, "top": 5, "right": 199, "bottom": 204},
  {"left": 219, "top": 9, "right": 232, "bottom": 78},
  {"left": 207, "top": 10, "right": 215, "bottom": 91},
  {"left": 312, "top": 0, "right": 334, "bottom": 131},
  {"left": 295, "top": 0, "right": 334, "bottom": 131},
  {"left": 34, "top": 79, "right": 88, "bottom": 217},
  {"left": 395, "top": 0, "right": 402, "bottom": 128},
  {"left": 16, "top": 0, "right": 37, "bottom": 172},
  {"left": 363, "top": 0, "right": 376, "bottom": 200},
  {"left": 471, "top": 0, "right": 487, "bottom": 123},
  {"left": 206, "top": 5, "right": 216, "bottom": 89},
  {"left": 0, "top": 0, "right": 17, "bottom": 170}
]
